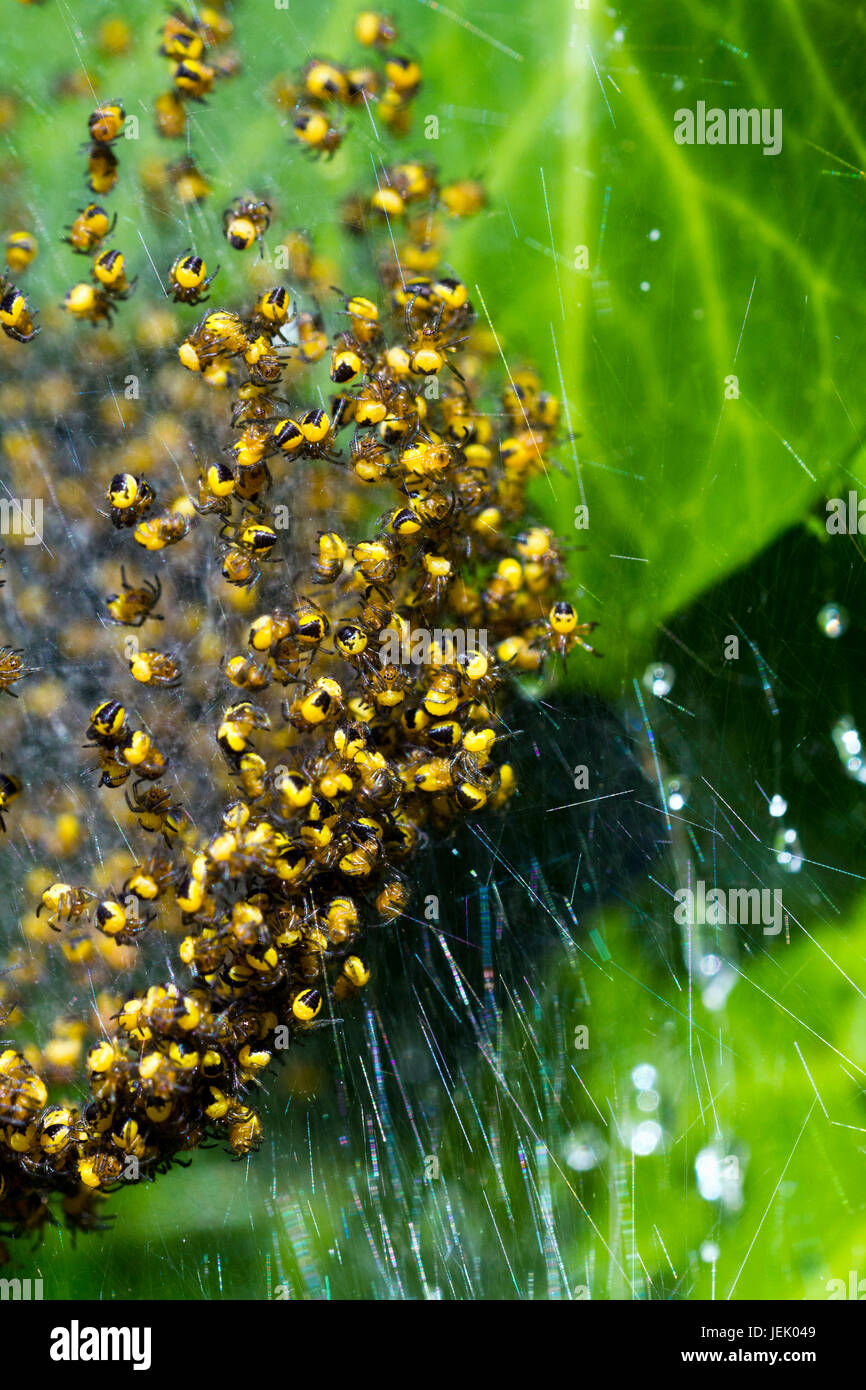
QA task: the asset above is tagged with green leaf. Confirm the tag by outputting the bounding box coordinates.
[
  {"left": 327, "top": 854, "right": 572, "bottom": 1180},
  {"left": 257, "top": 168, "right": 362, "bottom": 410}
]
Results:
[{"left": 448, "top": 1, "right": 866, "bottom": 691}]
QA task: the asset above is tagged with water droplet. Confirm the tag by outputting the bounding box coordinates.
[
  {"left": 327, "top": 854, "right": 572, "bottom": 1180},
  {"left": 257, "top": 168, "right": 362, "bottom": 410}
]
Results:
[
  {"left": 665, "top": 776, "right": 688, "bottom": 812},
  {"left": 636, "top": 1088, "right": 659, "bottom": 1113},
  {"left": 695, "top": 1143, "right": 744, "bottom": 1211},
  {"left": 817, "top": 603, "right": 848, "bottom": 639},
  {"left": 768, "top": 793, "right": 787, "bottom": 818},
  {"left": 613, "top": 26, "right": 625, "bottom": 43},
  {"left": 630, "top": 1120, "right": 662, "bottom": 1156},
  {"left": 648, "top": 228, "right": 661, "bottom": 242},
  {"left": 834, "top": 716, "right": 862, "bottom": 757},
  {"left": 774, "top": 826, "right": 803, "bottom": 873},
  {"left": 565, "top": 1126, "right": 606, "bottom": 1172},
  {"left": 699, "top": 955, "right": 737, "bottom": 1010},
  {"left": 700, "top": 1240, "right": 720, "bottom": 1264},
  {"left": 639, "top": 280, "right": 651, "bottom": 292},
  {"left": 642, "top": 662, "right": 675, "bottom": 697},
  {"left": 831, "top": 715, "right": 866, "bottom": 781},
  {"left": 631, "top": 1063, "right": 657, "bottom": 1091}
]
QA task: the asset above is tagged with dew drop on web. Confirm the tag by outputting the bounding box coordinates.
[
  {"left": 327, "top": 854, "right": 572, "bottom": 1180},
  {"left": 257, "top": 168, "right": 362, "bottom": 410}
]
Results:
[
  {"left": 642, "top": 661, "right": 675, "bottom": 697},
  {"left": 817, "top": 602, "right": 848, "bottom": 638}
]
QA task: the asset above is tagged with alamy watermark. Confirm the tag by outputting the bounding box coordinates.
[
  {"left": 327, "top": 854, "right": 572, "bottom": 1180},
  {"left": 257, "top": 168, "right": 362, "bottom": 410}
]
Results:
[
  {"left": 826, "top": 492, "right": 866, "bottom": 534},
  {"left": 0, "top": 497, "right": 42, "bottom": 545},
  {"left": 0, "top": 1275, "right": 43, "bottom": 1300},
  {"left": 674, "top": 102, "right": 783, "bottom": 156},
  {"left": 674, "top": 881, "right": 783, "bottom": 935},
  {"left": 378, "top": 626, "right": 488, "bottom": 666},
  {"left": 827, "top": 1271, "right": 866, "bottom": 1299},
  {"left": 49, "top": 1321, "right": 151, "bottom": 1371}
]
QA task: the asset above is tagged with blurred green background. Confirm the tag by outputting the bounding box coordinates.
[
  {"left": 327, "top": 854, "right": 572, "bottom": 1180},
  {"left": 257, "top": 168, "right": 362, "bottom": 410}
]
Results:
[{"left": 4, "top": 0, "right": 866, "bottom": 1300}]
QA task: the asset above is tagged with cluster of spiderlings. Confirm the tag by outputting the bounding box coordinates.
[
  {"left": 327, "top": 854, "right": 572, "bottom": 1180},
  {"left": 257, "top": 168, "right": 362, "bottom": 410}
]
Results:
[
  {"left": 342, "top": 160, "right": 486, "bottom": 252},
  {"left": 0, "top": 6, "right": 596, "bottom": 1239},
  {"left": 269, "top": 10, "right": 419, "bottom": 158},
  {"left": 0, "top": 228, "right": 39, "bottom": 344},
  {"left": 83, "top": 97, "right": 125, "bottom": 197},
  {"left": 155, "top": 6, "right": 237, "bottom": 141},
  {"left": 60, "top": 100, "right": 138, "bottom": 329}
]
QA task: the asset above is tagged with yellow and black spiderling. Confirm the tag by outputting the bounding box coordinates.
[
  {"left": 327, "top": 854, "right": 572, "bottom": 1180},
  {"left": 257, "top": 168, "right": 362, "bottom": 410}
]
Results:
[
  {"left": 86, "top": 143, "right": 119, "bottom": 196},
  {"left": 107, "top": 472, "right": 155, "bottom": 528},
  {"left": 0, "top": 278, "right": 39, "bottom": 342},
  {"left": 127, "top": 648, "right": 182, "bottom": 689},
  {"left": 251, "top": 285, "right": 292, "bottom": 331},
  {"left": 355, "top": 11, "right": 398, "bottom": 48},
  {"left": 87, "top": 99, "right": 125, "bottom": 144},
  {"left": 92, "top": 247, "right": 135, "bottom": 294},
  {"left": 105, "top": 571, "right": 164, "bottom": 628},
  {"left": 292, "top": 105, "right": 345, "bottom": 159},
  {"left": 64, "top": 203, "right": 116, "bottom": 254},
  {"left": 172, "top": 57, "right": 216, "bottom": 103},
  {"left": 168, "top": 250, "right": 219, "bottom": 304},
  {"left": 4, "top": 231, "right": 37, "bottom": 273},
  {"left": 223, "top": 197, "right": 271, "bottom": 255},
  {"left": 62, "top": 280, "right": 117, "bottom": 326},
  {"left": 0, "top": 772, "right": 21, "bottom": 833},
  {"left": 0, "top": 647, "right": 37, "bottom": 697}
]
